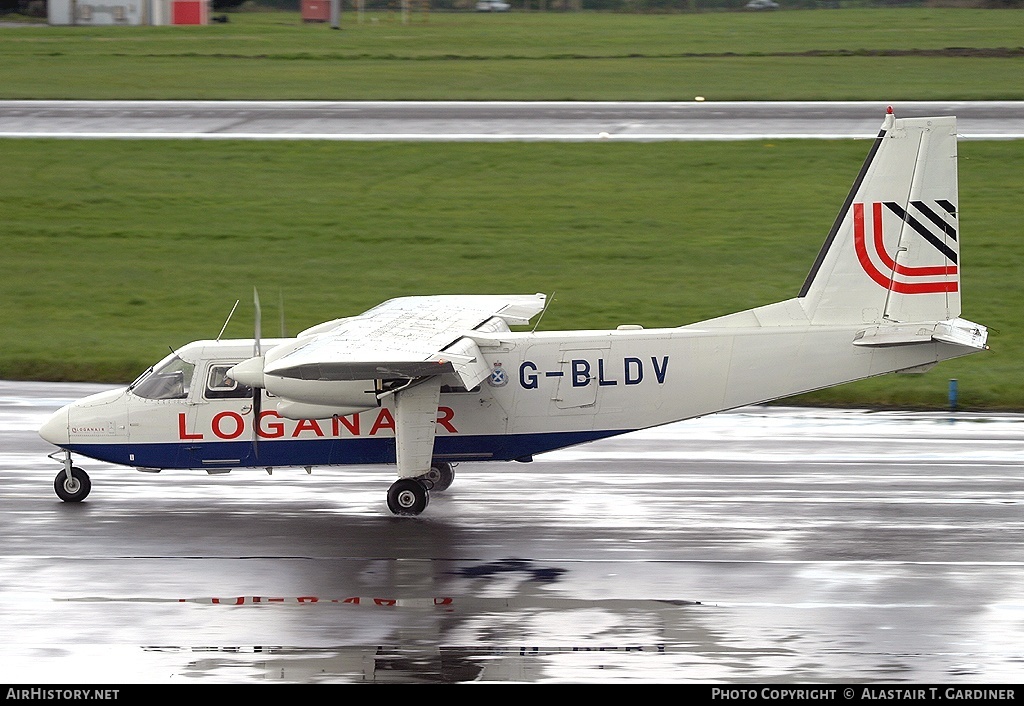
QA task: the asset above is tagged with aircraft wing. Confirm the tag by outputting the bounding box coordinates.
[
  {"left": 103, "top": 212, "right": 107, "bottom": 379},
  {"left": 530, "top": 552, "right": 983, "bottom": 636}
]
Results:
[{"left": 262, "top": 294, "right": 546, "bottom": 388}]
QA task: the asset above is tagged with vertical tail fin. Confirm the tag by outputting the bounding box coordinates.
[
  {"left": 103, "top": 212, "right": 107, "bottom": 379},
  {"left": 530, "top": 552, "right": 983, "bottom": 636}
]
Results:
[{"left": 799, "top": 109, "right": 961, "bottom": 326}]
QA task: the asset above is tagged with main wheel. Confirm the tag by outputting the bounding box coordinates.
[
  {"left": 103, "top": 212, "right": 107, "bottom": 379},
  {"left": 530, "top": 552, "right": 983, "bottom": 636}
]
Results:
[
  {"left": 423, "top": 461, "right": 455, "bottom": 492},
  {"left": 54, "top": 467, "right": 91, "bottom": 503},
  {"left": 387, "top": 478, "right": 429, "bottom": 516}
]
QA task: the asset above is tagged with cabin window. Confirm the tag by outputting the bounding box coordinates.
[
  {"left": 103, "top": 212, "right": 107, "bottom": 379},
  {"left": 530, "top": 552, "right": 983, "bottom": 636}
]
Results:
[
  {"left": 130, "top": 354, "right": 195, "bottom": 401},
  {"left": 205, "top": 363, "right": 253, "bottom": 399}
]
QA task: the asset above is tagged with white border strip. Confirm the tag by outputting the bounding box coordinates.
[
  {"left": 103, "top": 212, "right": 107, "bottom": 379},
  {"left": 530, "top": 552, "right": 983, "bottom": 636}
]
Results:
[{"left": 2, "top": 131, "right": 1021, "bottom": 141}]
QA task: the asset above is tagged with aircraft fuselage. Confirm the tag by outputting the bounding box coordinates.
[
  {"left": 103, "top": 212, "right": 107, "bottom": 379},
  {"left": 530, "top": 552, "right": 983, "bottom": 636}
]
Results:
[{"left": 41, "top": 315, "right": 979, "bottom": 474}]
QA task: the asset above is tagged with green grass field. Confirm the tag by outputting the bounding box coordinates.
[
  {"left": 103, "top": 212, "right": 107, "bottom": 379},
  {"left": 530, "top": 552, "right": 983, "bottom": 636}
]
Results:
[
  {"left": 2, "top": 137, "right": 1021, "bottom": 409},
  {"left": 1, "top": 8, "right": 1022, "bottom": 408},
  {"left": 1, "top": 9, "right": 1022, "bottom": 99}
]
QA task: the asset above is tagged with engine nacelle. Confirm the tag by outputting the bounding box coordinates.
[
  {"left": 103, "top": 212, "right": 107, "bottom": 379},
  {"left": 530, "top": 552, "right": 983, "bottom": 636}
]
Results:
[{"left": 263, "top": 375, "right": 380, "bottom": 412}]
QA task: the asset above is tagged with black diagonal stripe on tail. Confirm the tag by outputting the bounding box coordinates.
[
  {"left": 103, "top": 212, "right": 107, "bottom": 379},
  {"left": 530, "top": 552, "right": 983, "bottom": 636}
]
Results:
[
  {"left": 798, "top": 127, "right": 888, "bottom": 298},
  {"left": 911, "top": 200, "right": 958, "bottom": 241},
  {"left": 884, "top": 202, "right": 959, "bottom": 264}
]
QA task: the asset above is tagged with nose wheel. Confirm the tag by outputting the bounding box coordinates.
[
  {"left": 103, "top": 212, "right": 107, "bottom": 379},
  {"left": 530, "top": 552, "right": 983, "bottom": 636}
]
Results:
[
  {"left": 54, "top": 466, "right": 91, "bottom": 503},
  {"left": 387, "top": 478, "right": 429, "bottom": 516}
]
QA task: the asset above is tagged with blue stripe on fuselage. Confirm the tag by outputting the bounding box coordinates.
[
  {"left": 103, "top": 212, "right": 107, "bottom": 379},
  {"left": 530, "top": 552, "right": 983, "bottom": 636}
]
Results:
[{"left": 63, "top": 430, "right": 633, "bottom": 470}]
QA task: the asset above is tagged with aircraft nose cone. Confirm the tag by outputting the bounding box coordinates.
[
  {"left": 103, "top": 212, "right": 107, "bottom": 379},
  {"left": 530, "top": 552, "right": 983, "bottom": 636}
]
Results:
[{"left": 39, "top": 404, "right": 71, "bottom": 446}]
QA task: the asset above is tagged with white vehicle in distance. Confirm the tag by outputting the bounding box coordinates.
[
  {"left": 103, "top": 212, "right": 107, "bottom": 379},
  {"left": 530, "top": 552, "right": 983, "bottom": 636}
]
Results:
[
  {"left": 745, "top": 0, "right": 780, "bottom": 8},
  {"left": 476, "top": 0, "right": 511, "bottom": 10}
]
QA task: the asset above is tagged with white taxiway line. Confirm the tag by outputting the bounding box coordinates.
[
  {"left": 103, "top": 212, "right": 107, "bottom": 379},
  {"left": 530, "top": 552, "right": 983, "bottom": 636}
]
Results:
[{"left": 2, "top": 131, "right": 1022, "bottom": 141}]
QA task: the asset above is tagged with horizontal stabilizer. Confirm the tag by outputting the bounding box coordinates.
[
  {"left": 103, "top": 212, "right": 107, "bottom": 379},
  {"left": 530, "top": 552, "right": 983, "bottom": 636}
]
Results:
[
  {"left": 853, "top": 318, "right": 987, "bottom": 350},
  {"left": 931, "top": 318, "right": 989, "bottom": 350},
  {"left": 853, "top": 324, "right": 937, "bottom": 347}
]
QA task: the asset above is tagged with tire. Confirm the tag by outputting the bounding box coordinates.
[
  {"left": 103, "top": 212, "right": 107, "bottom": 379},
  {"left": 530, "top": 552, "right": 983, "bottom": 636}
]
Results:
[
  {"left": 54, "top": 467, "right": 91, "bottom": 503},
  {"left": 387, "top": 478, "right": 429, "bottom": 516},
  {"left": 424, "top": 461, "right": 455, "bottom": 492}
]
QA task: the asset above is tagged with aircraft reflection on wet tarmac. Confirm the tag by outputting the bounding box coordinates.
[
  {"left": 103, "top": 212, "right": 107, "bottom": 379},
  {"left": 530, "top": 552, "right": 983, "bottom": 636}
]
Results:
[
  {"left": 148, "top": 643, "right": 674, "bottom": 682},
  {"left": 69, "top": 587, "right": 690, "bottom": 682},
  {"left": 2, "top": 381, "right": 1023, "bottom": 683}
]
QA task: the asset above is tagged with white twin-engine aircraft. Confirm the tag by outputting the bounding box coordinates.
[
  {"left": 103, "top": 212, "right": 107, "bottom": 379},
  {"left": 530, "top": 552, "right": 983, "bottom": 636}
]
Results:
[{"left": 40, "top": 110, "right": 988, "bottom": 515}]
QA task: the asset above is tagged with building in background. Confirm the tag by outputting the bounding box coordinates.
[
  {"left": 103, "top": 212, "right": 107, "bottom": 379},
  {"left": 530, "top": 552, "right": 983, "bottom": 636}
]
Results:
[{"left": 47, "top": 0, "right": 209, "bottom": 25}]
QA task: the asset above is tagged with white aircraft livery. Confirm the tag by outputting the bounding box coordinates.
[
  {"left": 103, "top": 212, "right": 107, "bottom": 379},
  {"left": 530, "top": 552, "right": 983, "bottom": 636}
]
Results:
[{"left": 39, "top": 110, "right": 989, "bottom": 515}]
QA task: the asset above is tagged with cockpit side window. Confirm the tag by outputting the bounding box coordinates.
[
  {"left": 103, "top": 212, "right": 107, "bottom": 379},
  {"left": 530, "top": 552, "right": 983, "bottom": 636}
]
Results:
[
  {"left": 205, "top": 363, "right": 253, "bottom": 400},
  {"left": 130, "top": 354, "right": 195, "bottom": 401}
]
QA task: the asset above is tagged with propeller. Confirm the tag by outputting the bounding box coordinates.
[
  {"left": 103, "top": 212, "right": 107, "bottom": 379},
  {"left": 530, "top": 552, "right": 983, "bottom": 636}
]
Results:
[
  {"left": 280, "top": 288, "right": 287, "bottom": 337},
  {"left": 251, "top": 287, "right": 263, "bottom": 459}
]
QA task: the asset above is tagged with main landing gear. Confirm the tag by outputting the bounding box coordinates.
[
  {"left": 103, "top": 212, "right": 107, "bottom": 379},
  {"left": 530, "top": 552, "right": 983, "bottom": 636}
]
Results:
[
  {"left": 386, "top": 461, "right": 455, "bottom": 516},
  {"left": 422, "top": 460, "right": 455, "bottom": 492},
  {"left": 387, "top": 478, "right": 429, "bottom": 516},
  {"left": 50, "top": 450, "right": 91, "bottom": 503}
]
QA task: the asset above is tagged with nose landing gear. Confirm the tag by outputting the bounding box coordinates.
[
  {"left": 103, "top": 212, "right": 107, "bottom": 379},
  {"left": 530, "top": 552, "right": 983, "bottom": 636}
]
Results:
[
  {"left": 49, "top": 450, "right": 90, "bottom": 502},
  {"left": 54, "top": 467, "right": 91, "bottom": 502},
  {"left": 50, "top": 451, "right": 91, "bottom": 503}
]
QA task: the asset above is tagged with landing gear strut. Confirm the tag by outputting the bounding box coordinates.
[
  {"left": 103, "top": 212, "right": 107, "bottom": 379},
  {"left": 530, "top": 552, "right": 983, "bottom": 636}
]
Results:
[
  {"left": 387, "top": 478, "right": 429, "bottom": 516},
  {"left": 50, "top": 450, "right": 91, "bottom": 503}
]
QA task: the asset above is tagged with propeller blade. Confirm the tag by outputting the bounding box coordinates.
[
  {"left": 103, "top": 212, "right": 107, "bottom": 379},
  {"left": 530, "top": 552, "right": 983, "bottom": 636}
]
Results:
[
  {"left": 252, "top": 287, "right": 262, "bottom": 459},
  {"left": 279, "top": 289, "right": 287, "bottom": 337},
  {"left": 253, "top": 287, "right": 262, "bottom": 357},
  {"left": 252, "top": 386, "right": 261, "bottom": 460}
]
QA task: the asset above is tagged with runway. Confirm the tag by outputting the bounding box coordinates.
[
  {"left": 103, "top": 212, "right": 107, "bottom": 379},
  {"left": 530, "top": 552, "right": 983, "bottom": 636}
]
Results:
[
  {"left": 2, "top": 380, "right": 1022, "bottom": 683},
  {"left": 2, "top": 102, "right": 1022, "bottom": 684},
  {"left": 2, "top": 100, "right": 1023, "bottom": 140}
]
